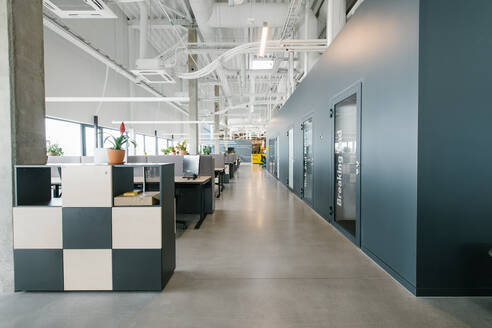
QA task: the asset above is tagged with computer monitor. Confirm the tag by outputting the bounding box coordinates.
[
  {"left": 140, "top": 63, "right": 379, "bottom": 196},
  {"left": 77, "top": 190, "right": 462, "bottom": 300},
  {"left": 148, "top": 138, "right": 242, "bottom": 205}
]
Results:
[{"left": 183, "top": 155, "right": 200, "bottom": 176}]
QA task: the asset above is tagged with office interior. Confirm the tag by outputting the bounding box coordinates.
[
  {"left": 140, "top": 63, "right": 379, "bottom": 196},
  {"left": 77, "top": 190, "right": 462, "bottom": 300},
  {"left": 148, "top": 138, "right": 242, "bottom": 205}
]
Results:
[{"left": 0, "top": 0, "right": 491, "bottom": 327}]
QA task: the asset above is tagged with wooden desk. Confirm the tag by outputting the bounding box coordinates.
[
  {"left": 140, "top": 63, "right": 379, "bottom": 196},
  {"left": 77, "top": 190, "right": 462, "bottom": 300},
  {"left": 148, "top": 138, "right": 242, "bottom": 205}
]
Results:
[
  {"left": 175, "top": 176, "right": 211, "bottom": 184},
  {"left": 174, "top": 176, "right": 212, "bottom": 229}
]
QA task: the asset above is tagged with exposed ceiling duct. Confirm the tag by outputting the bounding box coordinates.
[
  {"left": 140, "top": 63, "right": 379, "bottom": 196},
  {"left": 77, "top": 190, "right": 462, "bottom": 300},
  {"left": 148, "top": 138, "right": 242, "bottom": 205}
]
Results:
[
  {"left": 131, "top": 1, "right": 176, "bottom": 84},
  {"left": 188, "top": 0, "right": 233, "bottom": 105},
  {"left": 207, "top": 3, "right": 289, "bottom": 28},
  {"left": 178, "top": 40, "right": 327, "bottom": 80},
  {"left": 43, "top": 0, "right": 117, "bottom": 19}
]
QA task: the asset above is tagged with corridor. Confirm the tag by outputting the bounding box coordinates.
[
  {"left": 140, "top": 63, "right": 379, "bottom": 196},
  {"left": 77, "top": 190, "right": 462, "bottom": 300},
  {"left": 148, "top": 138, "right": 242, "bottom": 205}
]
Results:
[{"left": 0, "top": 165, "right": 490, "bottom": 327}]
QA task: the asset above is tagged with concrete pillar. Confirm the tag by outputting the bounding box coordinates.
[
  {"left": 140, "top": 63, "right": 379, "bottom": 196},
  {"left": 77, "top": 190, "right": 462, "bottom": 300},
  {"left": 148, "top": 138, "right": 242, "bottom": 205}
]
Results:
[
  {"left": 0, "top": 0, "right": 46, "bottom": 293},
  {"left": 214, "top": 85, "right": 220, "bottom": 154},
  {"left": 327, "top": 0, "right": 346, "bottom": 46},
  {"left": 223, "top": 116, "right": 228, "bottom": 152},
  {"left": 187, "top": 28, "right": 199, "bottom": 154}
]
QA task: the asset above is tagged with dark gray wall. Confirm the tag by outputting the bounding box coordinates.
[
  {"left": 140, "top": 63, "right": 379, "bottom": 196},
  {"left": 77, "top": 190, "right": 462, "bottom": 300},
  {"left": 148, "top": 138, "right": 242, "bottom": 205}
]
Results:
[
  {"left": 417, "top": 0, "right": 492, "bottom": 295},
  {"left": 267, "top": 0, "right": 420, "bottom": 290}
]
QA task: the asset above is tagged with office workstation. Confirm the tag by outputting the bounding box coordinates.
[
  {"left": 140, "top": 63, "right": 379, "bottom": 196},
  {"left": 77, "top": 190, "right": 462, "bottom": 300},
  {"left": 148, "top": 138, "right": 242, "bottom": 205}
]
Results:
[
  {"left": 1, "top": 0, "right": 491, "bottom": 327},
  {"left": 128, "top": 155, "right": 215, "bottom": 229},
  {"left": 212, "top": 154, "right": 225, "bottom": 197}
]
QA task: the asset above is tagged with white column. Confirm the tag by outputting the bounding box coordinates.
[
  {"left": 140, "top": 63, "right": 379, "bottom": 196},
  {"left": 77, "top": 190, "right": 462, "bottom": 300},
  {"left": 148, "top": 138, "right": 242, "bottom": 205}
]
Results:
[
  {"left": 327, "top": 0, "right": 346, "bottom": 46},
  {"left": 187, "top": 28, "right": 199, "bottom": 154},
  {"left": 214, "top": 85, "right": 220, "bottom": 154}
]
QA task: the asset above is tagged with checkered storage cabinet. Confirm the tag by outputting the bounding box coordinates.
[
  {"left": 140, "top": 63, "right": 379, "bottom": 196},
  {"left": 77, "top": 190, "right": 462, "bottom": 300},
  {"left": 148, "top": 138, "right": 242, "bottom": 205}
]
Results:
[{"left": 13, "top": 164, "right": 175, "bottom": 291}]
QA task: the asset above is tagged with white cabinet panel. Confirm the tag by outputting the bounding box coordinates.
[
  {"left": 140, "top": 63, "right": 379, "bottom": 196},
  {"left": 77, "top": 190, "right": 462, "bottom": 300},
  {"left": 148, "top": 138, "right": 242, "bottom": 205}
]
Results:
[
  {"left": 13, "top": 207, "right": 63, "bottom": 249},
  {"left": 63, "top": 249, "right": 112, "bottom": 291},
  {"left": 112, "top": 207, "right": 162, "bottom": 249},
  {"left": 62, "top": 166, "right": 112, "bottom": 207}
]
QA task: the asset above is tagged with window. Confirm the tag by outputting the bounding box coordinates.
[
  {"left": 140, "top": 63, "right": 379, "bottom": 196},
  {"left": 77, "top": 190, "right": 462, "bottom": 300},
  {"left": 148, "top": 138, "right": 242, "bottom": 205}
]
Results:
[
  {"left": 135, "top": 134, "right": 145, "bottom": 155},
  {"left": 145, "top": 135, "right": 156, "bottom": 155},
  {"left": 158, "top": 138, "right": 167, "bottom": 154},
  {"left": 84, "top": 126, "right": 95, "bottom": 156},
  {"left": 45, "top": 118, "right": 82, "bottom": 156},
  {"left": 102, "top": 128, "right": 121, "bottom": 149}
]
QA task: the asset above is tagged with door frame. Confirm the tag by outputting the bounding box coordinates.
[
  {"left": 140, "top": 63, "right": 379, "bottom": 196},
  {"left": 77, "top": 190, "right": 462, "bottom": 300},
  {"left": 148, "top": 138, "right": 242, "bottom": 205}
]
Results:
[
  {"left": 301, "top": 114, "right": 314, "bottom": 206},
  {"left": 329, "top": 81, "right": 362, "bottom": 247},
  {"left": 287, "top": 127, "right": 294, "bottom": 190},
  {"left": 276, "top": 136, "right": 280, "bottom": 179}
]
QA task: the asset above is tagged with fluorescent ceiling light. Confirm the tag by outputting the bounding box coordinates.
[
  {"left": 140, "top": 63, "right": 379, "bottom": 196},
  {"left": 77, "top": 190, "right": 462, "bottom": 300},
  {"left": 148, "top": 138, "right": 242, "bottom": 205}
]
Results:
[
  {"left": 251, "top": 59, "right": 274, "bottom": 70},
  {"left": 112, "top": 121, "right": 213, "bottom": 124},
  {"left": 46, "top": 97, "right": 189, "bottom": 103},
  {"left": 258, "top": 22, "right": 269, "bottom": 57}
]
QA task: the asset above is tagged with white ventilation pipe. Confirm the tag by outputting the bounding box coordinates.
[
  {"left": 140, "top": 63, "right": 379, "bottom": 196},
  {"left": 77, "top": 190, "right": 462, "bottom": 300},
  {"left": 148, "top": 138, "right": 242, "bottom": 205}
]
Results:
[
  {"left": 178, "top": 39, "right": 327, "bottom": 80},
  {"left": 188, "top": 0, "right": 234, "bottom": 105},
  {"left": 137, "top": 1, "right": 148, "bottom": 59},
  {"left": 208, "top": 3, "right": 289, "bottom": 28},
  {"left": 299, "top": 5, "right": 318, "bottom": 77}
]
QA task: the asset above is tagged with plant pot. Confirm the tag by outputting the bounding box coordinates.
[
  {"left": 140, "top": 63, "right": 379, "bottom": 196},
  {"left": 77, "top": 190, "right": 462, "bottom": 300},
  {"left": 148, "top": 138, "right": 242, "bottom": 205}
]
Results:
[
  {"left": 179, "top": 150, "right": 187, "bottom": 155},
  {"left": 47, "top": 152, "right": 57, "bottom": 157},
  {"left": 107, "top": 149, "right": 125, "bottom": 165},
  {"left": 172, "top": 151, "right": 177, "bottom": 155}
]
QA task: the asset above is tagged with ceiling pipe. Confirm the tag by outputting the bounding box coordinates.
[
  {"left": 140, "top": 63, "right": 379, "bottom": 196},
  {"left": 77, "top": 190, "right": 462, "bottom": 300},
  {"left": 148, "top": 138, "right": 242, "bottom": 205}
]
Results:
[
  {"left": 42, "top": 15, "right": 189, "bottom": 116},
  {"left": 46, "top": 97, "right": 189, "bottom": 103},
  {"left": 188, "top": 0, "right": 233, "bottom": 106},
  {"left": 208, "top": 3, "right": 289, "bottom": 28},
  {"left": 178, "top": 40, "right": 327, "bottom": 80},
  {"left": 137, "top": 1, "right": 148, "bottom": 59}
]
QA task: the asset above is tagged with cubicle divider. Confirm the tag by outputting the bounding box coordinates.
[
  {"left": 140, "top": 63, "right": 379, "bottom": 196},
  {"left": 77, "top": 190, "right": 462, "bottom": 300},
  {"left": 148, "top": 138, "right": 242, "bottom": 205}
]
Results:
[
  {"left": 225, "top": 154, "right": 238, "bottom": 179},
  {"left": 198, "top": 156, "right": 215, "bottom": 213},
  {"left": 211, "top": 154, "right": 225, "bottom": 170},
  {"left": 145, "top": 156, "right": 184, "bottom": 176}
]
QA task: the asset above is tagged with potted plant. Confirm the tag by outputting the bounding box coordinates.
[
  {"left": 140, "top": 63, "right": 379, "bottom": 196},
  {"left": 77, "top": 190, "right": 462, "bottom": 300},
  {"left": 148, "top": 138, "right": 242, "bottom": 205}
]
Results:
[
  {"left": 104, "top": 122, "right": 136, "bottom": 165},
  {"left": 202, "top": 146, "right": 211, "bottom": 155},
  {"left": 46, "top": 140, "right": 64, "bottom": 156},
  {"left": 171, "top": 147, "right": 177, "bottom": 155},
  {"left": 161, "top": 146, "right": 174, "bottom": 155},
  {"left": 176, "top": 141, "right": 187, "bottom": 155}
]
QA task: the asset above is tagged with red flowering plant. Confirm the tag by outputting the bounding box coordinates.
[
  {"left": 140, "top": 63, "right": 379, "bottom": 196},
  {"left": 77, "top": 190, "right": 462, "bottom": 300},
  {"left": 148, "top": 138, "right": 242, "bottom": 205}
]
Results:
[{"left": 104, "top": 122, "right": 136, "bottom": 150}]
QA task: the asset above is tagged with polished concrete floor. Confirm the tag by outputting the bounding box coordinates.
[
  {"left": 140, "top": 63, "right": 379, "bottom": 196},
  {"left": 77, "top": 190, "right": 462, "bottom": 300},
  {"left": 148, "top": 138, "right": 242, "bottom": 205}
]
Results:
[{"left": 0, "top": 164, "right": 491, "bottom": 328}]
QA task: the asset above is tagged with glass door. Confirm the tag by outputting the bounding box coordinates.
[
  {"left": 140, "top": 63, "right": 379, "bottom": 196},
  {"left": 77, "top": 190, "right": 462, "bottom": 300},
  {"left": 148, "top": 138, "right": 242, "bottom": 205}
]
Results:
[
  {"left": 269, "top": 138, "right": 277, "bottom": 177},
  {"left": 288, "top": 128, "right": 294, "bottom": 189},
  {"left": 302, "top": 119, "right": 313, "bottom": 204},
  {"left": 276, "top": 136, "right": 280, "bottom": 179},
  {"left": 331, "top": 86, "right": 361, "bottom": 245}
]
